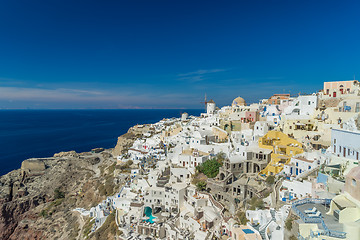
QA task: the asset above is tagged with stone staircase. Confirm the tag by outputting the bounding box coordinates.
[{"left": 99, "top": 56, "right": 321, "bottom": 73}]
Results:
[{"left": 259, "top": 209, "right": 277, "bottom": 240}]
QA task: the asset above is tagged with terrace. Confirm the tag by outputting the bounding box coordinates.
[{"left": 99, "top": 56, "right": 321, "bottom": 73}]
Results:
[{"left": 292, "top": 198, "right": 346, "bottom": 239}]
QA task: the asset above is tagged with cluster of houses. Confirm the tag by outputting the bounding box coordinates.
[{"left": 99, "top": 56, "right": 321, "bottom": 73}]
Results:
[{"left": 76, "top": 80, "right": 360, "bottom": 239}]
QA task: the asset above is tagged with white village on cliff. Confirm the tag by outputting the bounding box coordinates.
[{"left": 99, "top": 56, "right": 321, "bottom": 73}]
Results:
[{"left": 75, "top": 80, "right": 360, "bottom": 240}]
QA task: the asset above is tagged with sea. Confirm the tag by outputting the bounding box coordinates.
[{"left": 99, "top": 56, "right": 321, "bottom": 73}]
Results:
[{"left": 0, "top": 109, "right": 203, "bottom": 176}]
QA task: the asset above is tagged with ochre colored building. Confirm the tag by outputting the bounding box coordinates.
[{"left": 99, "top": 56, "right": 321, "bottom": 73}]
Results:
[{"left": 258, "top": 131, "right": 304, "bottom": 177}]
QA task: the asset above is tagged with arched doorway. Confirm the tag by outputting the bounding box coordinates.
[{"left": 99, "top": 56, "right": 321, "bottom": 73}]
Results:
[{"left": 220, "top": 172, "right": 226, "bottom": 180}]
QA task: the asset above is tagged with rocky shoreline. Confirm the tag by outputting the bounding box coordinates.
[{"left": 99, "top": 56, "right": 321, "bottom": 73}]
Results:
[{"left": 0, "top": 125, "right": 143, "bottom": 240}]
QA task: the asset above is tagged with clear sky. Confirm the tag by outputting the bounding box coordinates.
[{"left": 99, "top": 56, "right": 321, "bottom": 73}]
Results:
[{"left": 0, "top": 0, "right": 359, "bottom": 109}]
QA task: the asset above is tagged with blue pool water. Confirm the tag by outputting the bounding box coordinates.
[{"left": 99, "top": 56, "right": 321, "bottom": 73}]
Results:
[
  {"left": 243, "top": 229, "right": 255, "bottom": 234},
  {"left": 144, "top": 206, "right": 156, "bottom": 223},
  {"left": 0, "top": 109, "right": 203, "bottom": 176}
]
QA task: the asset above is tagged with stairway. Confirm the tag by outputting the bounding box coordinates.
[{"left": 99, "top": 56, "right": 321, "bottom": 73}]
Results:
[{"left": 259, "top": 210, "right": 277, "bottom": 240}]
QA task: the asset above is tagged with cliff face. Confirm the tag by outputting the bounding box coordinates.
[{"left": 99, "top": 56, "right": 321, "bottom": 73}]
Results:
[
  {"left": 112, "top": 132, "right": 136, "bottom": 156},
  {"left": 0, "top": 149, "right": 120, "bottom": 240},
  {"left": 0, "top": 196, "right": 45, "bottom": 239},
  {"left": 113, "top": 126, "right": 150, "bottom": 156}
]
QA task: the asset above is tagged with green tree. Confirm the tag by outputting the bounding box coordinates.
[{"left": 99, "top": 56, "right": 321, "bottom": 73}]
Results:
[
  {"left": 196, "top": 181, "right": 207, "bottom": 191},
  {"left": 197, "top": 159, "right": 222, "bottom": 178}
]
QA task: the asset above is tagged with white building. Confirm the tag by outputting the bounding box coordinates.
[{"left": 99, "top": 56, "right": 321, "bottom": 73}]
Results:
[
  {"left": 283, "top": 95, "right": 318, "bottom": 116},
  {"left": 331, "top": 128, "right": 360, "bottom": 161},
  {"left": 178, "top": 148, "right": 210, "bottom": 173},
  {"left": 283, "top": 152, "right": 324, "bottom": 178},
  {"left": 280, "top": 179, "right": 313, "bottom": 201},
  {"left": 254, "top": 121, "right": 269, "bottom": 137}
]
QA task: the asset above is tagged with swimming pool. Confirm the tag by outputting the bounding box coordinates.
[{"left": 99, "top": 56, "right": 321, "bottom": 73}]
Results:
[{"left": 144, "top": 206, "right": 156, "bottom": 223}]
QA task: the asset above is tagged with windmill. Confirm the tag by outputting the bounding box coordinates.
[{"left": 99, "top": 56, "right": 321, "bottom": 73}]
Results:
[{"left": 200, "top": 93, "right": 208, "bottom": 111}]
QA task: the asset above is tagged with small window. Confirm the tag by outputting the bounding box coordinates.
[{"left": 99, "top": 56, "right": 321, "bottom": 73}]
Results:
[{"left": 334, "top": 139, "right": 336, "bottom": 144}]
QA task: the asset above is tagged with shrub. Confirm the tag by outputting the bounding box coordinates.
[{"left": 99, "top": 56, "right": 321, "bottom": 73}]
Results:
[
  {"left": 285, "top": 218, "right": 293, "bottom": 231},
  {"left": 196, "top": 181, "right": 207, "bottom": 191},
  {"left": 215, "top": 152, "right": 226, "bottom": 164},
  {"left": 236, "top": 211, "right": 248, "bottom": 225},
  {"left": 249, "top": 197, "right": 265, "bottom": 210},
  {"left": 289, "top": 235, "right": 297, "bottom": 240},
  {"left": 197, "top": 159, "right": 222, "bottom": 178},
  {"left": 40, "top": 209, "right": 48, "bottom": 217},
  {"left": 265, "top": 175, "right": 275, "bottom": 185},
  {"left": 54, "top": 188, "right": 65, "bottom": 199}
]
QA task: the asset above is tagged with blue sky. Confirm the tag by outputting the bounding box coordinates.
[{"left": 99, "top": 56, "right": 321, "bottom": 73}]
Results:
[{"left": 0, "top": 0, "right": 360, "bottom": 109}]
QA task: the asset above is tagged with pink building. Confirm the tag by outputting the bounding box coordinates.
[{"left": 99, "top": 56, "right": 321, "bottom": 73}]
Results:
[
  {"left": 245, "top": 111, "right": 258, "bottom": 122},
  {"left": 323, "top": 80, "right": 359, "bottom": 97}
]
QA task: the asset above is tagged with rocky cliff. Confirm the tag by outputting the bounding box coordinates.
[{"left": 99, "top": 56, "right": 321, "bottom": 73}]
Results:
[
  {"left": 0, "top": 126, "right": 144, "bottom": 240},
  {"left": 0, "top": 148, "right": 126, "bottom": 240}
]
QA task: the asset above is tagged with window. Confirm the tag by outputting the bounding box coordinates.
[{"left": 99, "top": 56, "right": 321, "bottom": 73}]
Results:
[
  {"left": 334, "top": 139, "right": 336, "bottom": 144},
  {"left": 352, "top": 179, "right": 357, "bottom": 186},
  {"left": 308, "top": 101, "right": 311, "bottom": 105},
  {"left": 356, "top": 103, "right": 360, "bottom": 113}
]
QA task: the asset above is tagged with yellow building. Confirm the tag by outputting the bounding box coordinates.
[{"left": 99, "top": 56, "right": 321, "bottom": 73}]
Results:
[{"left": 258, "top": 131, "right": 304, "bottom": 177}]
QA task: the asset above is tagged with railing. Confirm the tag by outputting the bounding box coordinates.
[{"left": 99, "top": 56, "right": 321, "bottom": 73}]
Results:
[
  {"left": 298, "top": 233, "right": 307, "bottom": 240},
  {"left": 292, "top": 198, "right": 346, "bottom": 239}
]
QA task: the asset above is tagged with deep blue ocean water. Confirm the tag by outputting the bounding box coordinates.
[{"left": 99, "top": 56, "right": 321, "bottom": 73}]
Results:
[{"left": 0, "top": 109, "right": 202, "bottom": 176}]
